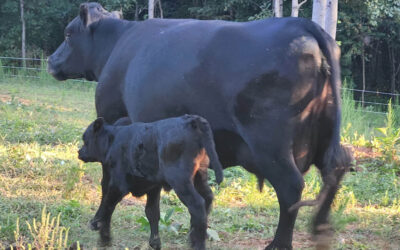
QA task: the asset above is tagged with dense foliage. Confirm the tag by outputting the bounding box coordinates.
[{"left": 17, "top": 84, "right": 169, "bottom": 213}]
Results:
[{"left": 0, "top": 0, "right": 399, "bottom": 92}]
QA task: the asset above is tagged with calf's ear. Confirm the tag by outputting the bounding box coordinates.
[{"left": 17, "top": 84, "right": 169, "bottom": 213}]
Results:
[
  {"left": 80, "top": 3, "right": 89, "bottom": 27},
  {"left": 93, "top": 117, "right": 105, "bottom": 133}
]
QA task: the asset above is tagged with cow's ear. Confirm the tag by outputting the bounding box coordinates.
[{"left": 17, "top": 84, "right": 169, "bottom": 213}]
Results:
[
  {"left": 110, "top": 10, "right": 122, "bottom": 19},
  {"left": 93, "top": 117, "right": 105, "bottom": 133},
  {"left": 80, "top": 3, "right": 89, "bottom": 27}
]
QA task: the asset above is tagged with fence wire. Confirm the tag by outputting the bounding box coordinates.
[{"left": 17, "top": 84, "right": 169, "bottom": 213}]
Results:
[
  {"left": 341, "top": 87, "right": 400, "bottom": 97},
  {"left": 1, "top": 56, "right": 398, "bottom": 116},
  {"left": 0, "top": 56, "right": 45, "bottom": 61}
]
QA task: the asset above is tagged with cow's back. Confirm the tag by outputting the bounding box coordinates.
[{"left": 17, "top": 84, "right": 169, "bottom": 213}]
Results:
[{"left": 120, "top": 18, "right": 332, "bottom": 133}]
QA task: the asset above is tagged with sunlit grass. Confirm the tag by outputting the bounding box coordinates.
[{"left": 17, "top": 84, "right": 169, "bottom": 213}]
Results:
[{"left": 0, "top": 76, "right": 399, "bottom": 249}]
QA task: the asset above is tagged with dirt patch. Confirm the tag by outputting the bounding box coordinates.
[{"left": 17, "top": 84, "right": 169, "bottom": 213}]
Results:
[
  {"left": 348, "top": 145, "right": 383, "bottom": 171},
  {"left": 0, "top": 94, "right": 32, "bottom": 105},
  {"left": 120, "top": 195, "right": 146, "bottom": 206},
  {"left": 214, "top": 231, "right": 315, "bottom": 250},
  {"left": 351, "top": 145, "right": 381, "bottom": 160}
]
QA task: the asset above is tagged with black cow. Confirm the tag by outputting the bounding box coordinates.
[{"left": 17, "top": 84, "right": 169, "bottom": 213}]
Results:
[
  {"left": 49, "top": 3, "right": 352, "bottom": 249},
  {"left": 78, "top": 115, "right": 223, "bottom": 250}
]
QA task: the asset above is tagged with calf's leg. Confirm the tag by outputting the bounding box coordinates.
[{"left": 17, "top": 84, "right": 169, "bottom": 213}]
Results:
[
  {"left": 92, "top": 185, "right": 125, "bottom": 245},
  {"left": 145, "top": 187, "right": 162, "bottom": 250},
  {"left": 194, "top": 169, "right": 214, "bottom": 216},
  {"left": 90, "top": 164, "right": 110, "bottom": 231},
  {"left": 165, "top": 173, "right": 207, "bottom": 250}
]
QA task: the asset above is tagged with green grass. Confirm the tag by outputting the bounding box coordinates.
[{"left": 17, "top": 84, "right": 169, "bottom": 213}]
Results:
[{"left": 0, "top": 76, "right": 399, "bottom": 249}]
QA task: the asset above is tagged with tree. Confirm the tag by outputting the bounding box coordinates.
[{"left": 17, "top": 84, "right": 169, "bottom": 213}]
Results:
[
  {"left": 148, "top": 0, "right": 155, "bottom": 18},
  {"left": 291, "top": 0, "right": 308, "bottom": 17},
  {"left": 273, "top": 0, "right": 283, "bottom": 17},
  {"left": 325, "top": 0, "right": 338, "bottom": 38},
  {"left": 148, "top": 0, "right": 163, "bottom": 19},
  {"left": 157, "top": 0, "right": 164, "bottom": 18},
  {"left": 312, "top": 0, "right": 327, "bottom": 28}
]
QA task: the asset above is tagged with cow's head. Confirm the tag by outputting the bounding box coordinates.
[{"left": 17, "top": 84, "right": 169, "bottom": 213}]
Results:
[
  {"left": 47, "top": 2, "right": 121, "bottom": 81},
  {"left": 78, "top": 117, "right": 113, "bottom": 163}
]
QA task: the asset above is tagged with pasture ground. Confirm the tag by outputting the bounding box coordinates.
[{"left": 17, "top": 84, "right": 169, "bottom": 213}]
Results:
[{"left": 0, "top": 77, "right": 399, "bottom": 249}]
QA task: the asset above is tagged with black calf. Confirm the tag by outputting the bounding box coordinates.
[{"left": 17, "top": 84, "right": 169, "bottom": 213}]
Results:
[{"left": 78, "top": 115, "right": 223, "bottom": 250}]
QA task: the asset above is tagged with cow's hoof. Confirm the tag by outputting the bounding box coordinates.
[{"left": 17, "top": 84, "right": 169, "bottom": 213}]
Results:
[
  {"left": 89, "top": 218, "right": 101, "bottom": 231},
  {"left": 149, "top": 236, "right": 161, "bottom": 250},
  {"left": 264, "top": 241, "right": 293, "bottom": 250},
  {"left": 313, "top": 224, "right": 333, "bottom": 249}
]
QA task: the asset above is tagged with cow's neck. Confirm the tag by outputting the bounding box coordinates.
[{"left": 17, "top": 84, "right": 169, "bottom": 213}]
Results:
[{"left": 89, "top": 19, "right": 134, "bottom": 81}]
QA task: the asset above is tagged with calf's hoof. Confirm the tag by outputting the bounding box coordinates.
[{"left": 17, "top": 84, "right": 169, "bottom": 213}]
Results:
[
  {"left": 192, "top": 243, "right": 206, "bottom": 250},
  {"left": 98, "top": 237, "right": 112, "bottom": 247},
  {"left": 149, "top": 236, "right": 161, "bottom": 250},
  {"left": 89, "top": 218, "right": 101, "bottom": 231},
  {"left": 189, "top": 233, "right": 206, "bottom": 250},
  {"left": 99, "top": 231, "right": 112, "bottom": 247}
]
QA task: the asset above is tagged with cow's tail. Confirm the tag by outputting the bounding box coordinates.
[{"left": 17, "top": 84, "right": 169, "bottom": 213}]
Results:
[
  {"left": 304, "top": 20, "right": 353, "bottom": 174},
  {"left": 188, "top": 116, "right": 224, "bottom": 184},
  {"left": 291, "top": 20, "right": 353, "bottom": 242}
]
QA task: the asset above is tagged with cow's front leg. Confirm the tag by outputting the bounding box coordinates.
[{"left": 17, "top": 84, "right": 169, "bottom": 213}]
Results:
[
  {"left": 145, "top": 187, "right": 162, "bottom": 250},
  {"left": 92, "top": 185, "right": 125, "bottom": 245}
]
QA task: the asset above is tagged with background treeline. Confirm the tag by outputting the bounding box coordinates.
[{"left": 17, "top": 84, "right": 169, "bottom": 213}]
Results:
[{"left": 0, "top": 0, "right": 399, "bottom": 93}]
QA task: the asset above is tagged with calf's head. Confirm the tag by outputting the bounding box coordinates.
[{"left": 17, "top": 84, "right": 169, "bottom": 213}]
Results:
[
  {"left": 78, "top": 117, "right": 112, "bottom": 163},
  {"left": 47, "top": 2, "right": 121, "bottom": 81}
]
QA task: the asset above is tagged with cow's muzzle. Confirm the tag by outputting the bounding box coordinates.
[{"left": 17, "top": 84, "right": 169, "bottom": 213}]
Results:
[{"left": 47, "top": 57, "right": 67, "bottom": 81}]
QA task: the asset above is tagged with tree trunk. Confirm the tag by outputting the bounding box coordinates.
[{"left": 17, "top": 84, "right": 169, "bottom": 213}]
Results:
[
  {"left": 135, "top": 3, "right": 139, "bottom": 21},
  {"left": 273, "top": 0, "right": 283, "bottom": 17},
  {"left": 157, "top": 0, "right": 163, "bottom": 19},
  {"left": 148, "top": 0, "right": 155, "bottom": 19},
  {"left": 388, "top": 45, "right": 398, "bottom": 94},
  {"left": 362, "top": 43, "right": 365, "bottom": 107},
  {"left": 325, "top": 0, "right": 338, "bottom": 39},
  {"left": 291, "top": 0, "right": 308, "bottom": 17},
  {"left": 312, "top": 0, "right": 327, "bottom": 29},
  {"left": 20, "top": 0, "right": 26, "bottom": 68}
]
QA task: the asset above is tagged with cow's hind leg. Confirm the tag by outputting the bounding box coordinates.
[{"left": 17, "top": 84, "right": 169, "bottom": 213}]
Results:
[
  {"left": 145, "top": 187, "right": 162, "bottom": 250},
  {"left": 261, "top": 157, "right": 304, "bottom": 250},
  {"left": 240, "top": 132, "right": 304, "bottom": 250},
  {"left": 313, "top": 145, "right": 352, "bottom": 248},
  {"left": 165, "top": 172, "right": 207, "bottom": 250}
]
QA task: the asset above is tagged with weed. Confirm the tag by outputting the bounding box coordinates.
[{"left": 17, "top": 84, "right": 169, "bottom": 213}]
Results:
[
  {"left": 9, "top": 206, "right": 70, "bottom": 249},
  {"left": 63, "top": 162, "right": 85, "bottom": 198},
  {"left": 136, "top": 206, "right": 184, "bottom": 235},
  {"left": 374, "top": 99, "right": 400, "bottom": 173}
]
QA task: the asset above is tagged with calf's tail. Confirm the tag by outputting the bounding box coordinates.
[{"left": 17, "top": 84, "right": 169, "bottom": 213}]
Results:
[{"left": 188, "top": 116, "right": 224, "bottom": 184}]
